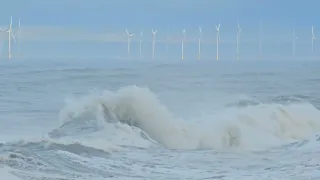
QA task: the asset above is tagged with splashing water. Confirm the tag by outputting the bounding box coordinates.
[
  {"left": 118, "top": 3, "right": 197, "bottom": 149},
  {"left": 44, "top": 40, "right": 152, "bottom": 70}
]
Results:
[{"left": 57, "top": 85, "right": 320, "bottom": 151}]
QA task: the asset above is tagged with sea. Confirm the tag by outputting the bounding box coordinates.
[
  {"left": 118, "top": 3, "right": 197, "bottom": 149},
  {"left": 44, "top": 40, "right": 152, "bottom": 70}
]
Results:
[{"left": 0, "top": 58, "right": 319, "bottom": 180}]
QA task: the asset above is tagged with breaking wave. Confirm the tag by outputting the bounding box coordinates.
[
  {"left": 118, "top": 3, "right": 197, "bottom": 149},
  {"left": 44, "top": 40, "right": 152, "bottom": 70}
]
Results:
[{"left": 53, "top": 85, "right": 320, "bottom": 151}]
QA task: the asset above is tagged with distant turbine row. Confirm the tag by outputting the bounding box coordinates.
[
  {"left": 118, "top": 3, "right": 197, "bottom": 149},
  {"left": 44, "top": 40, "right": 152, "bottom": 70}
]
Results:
[
  {"left": 125, "top": 23, "right": 235, "bottom": 61},
  {"left": 0, "top": 20, "right": 316, "bottom": 60},
  {"left": 126, "top": 26, "right": 213, "bottom": 60},
  {"left": 125, "top": 23, "right": 317, "bottom": 60}
]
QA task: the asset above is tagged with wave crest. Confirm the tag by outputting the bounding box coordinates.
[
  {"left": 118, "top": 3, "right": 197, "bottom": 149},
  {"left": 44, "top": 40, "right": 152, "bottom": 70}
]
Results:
[{"left": 56, "top": 86, "right": 320, "bottom": 150}]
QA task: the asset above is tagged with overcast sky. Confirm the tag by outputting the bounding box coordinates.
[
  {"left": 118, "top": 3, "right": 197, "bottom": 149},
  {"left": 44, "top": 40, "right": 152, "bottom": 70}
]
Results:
[{"left": 0, "top": 0, "right": 318, "bottom": 28}]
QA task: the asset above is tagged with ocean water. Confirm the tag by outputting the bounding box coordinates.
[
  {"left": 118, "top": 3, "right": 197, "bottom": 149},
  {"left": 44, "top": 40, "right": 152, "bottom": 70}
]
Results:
[{"left": 0, "top": 58, "right": 320, "bottom": 180}]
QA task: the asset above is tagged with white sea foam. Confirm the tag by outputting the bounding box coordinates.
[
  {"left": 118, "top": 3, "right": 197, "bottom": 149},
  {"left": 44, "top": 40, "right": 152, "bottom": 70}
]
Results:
[
  {"left": 0, "top": 166, "right": 22, "bottom": 180},
  {"left": 58, "top": 85, "right": 320, "bottom": 150}
]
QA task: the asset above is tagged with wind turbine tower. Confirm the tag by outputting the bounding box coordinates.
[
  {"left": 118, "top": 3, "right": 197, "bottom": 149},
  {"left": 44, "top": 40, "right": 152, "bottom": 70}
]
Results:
[
  {"left": 152, "top": 29, "right": 157, "bottom": 59},
  {"left": 198, "top": 26, "right": 202, "bottom": 60},
  {"left": 259, "top": 21, "right": 263, "bottom": 60},
  {"left": 216, "top": 23, "right": 221, "bottom": 60},
  {"left": 126, "top": 29, "right": 134, "bottom": 55},
  {"left": 312, "top": 25, "right": 316, "bottom": 53},
  {"left": 165, "top": 28, "right": 169, "bottom": 55},
  {"left": 140, "top": 30, "right": 143, "bottom": 58},
  {"left": 6, "top": 16, "right": 16, "bottom": 60},
  {"left": 181, "top": 28, "right": 186, "bottom": 60},
  {"left": 17, "top": 18, "right": 21, "bottom": 56},
  {"left": 236, "top": 22, "right": 242, "bottom": 60},
  {"left": 292, "top": 29, "right": 298, "bottom": 57}
]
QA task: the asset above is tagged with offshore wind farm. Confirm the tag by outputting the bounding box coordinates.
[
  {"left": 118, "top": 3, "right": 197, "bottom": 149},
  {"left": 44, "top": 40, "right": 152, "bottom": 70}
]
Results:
[{"left": 0, "top": 16, "right": 318, "bottom": 61}]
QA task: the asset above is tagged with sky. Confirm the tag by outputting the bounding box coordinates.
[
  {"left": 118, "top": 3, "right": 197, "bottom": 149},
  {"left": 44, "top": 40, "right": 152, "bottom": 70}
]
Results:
[
  {"left": 0, "top": 0, "right": 319, "bottom": 27},
  {"left": 0, "top": 0, "right": 319, "bottom": 60}
]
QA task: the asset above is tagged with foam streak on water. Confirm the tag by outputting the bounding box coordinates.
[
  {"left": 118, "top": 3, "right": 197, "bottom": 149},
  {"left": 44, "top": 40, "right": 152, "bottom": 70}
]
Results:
[{"left": 1, "top": 60, "right": 320, "bottom": 179}]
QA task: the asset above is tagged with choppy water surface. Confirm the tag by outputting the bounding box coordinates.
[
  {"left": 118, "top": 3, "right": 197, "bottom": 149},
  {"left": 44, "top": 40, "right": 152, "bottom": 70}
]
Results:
[{"left": 0, "top": 59, "right": 320, "bottom": 179}]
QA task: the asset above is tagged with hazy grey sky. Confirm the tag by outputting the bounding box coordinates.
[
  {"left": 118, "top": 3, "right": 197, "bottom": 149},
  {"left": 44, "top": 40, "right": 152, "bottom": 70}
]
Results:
[{"left": 0, "top": 0, "right": 319, "bottom": 27}]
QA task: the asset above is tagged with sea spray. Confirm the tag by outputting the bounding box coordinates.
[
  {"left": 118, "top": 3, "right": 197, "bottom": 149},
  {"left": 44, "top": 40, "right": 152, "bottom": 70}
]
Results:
[{"left": 57, "top": 86, "right": 320, "bottom": 150}]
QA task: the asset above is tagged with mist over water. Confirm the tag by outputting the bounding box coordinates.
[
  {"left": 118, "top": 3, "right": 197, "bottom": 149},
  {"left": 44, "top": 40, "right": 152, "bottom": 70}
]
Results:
[{"left": 0, "top": 59, "right": 320, "bottom": 179}]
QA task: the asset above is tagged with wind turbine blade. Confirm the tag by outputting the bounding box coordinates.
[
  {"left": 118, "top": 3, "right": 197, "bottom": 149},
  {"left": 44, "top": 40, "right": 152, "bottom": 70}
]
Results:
[
  {"left": 152, "top": 29, "right": 157, "bottom": 34},
  {"left": 126, "top": 29, "right": 129, "bottom": 36},
  {"left": 11, "top": 31, "right": 16, "bottom": 43},
  {"left": 216, "top": 24, "right": 220, "bottom": 31}
]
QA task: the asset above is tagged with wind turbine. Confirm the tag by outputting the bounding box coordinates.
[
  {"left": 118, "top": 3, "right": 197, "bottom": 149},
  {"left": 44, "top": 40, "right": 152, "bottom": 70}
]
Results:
[
  {"left": 6, "top": 16, "right": 16, "bottom": 60},
  {"left": 152, "top": 29, "right": 157, "bottom": 59},
  {"left": 181, "top": 28, "right": 186, "bottom": 60},
  {"left": 216, "top": 23, "right": 221, "bottom": 60},
  {"left": 292, "top": 29, "right": 298, "bottom": 57},
  {"left": 165, "top": 28, "right": 169, "bottom": 55},
  {"left": 17, "top": 18, "right": 21, "bottom": 56},
  {"left": 259, "top": 21, "right": 263, "bottom": 60},
  {"left": 236, "top": 22, "right": 242, "bottom": 60},
  {"left": 126, "top": 29, "right": 134, "bottom": 55},
  {"left": 140, "top": 29, "right": 143, "bottom": 58},
  {"left": 312, "top": 25, "right": 316, "bottom": 53},
  {"left": 198, "top": 26, "right": 202, "bottom": 60}
]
